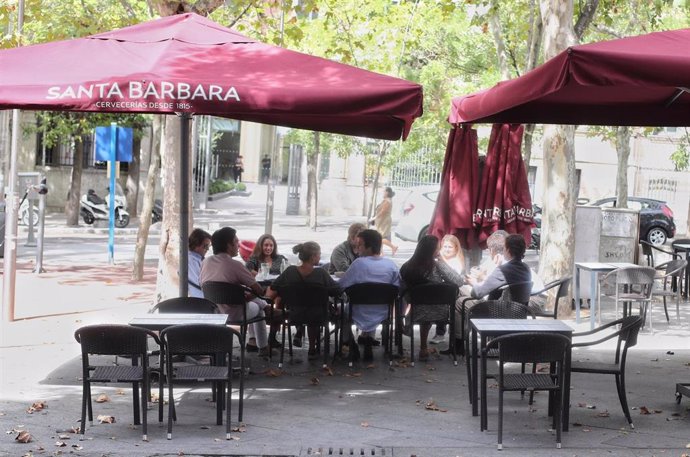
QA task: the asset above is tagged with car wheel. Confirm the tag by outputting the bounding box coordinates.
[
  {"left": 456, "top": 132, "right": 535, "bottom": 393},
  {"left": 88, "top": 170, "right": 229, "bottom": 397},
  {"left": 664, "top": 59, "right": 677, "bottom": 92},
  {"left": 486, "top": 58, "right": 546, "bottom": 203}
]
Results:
[
  {"left": 646, "top": 227, "right": 667, "bottom": 246},
  {"left": 417, "top": 225, "right": 429, "bottom": 242}
]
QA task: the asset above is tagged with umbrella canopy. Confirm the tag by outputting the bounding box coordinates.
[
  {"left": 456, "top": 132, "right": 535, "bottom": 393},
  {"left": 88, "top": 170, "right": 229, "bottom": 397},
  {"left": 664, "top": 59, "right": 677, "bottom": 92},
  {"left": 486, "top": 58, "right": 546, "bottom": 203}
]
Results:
[
  {"left": 0, "top": 13, "right": 423, "bottom": 141},
  {"left": 450, "top": 28, "right": 690, "bottom": 127},
  {"left": 0, "top": 13, "right": 423, "bottom": 299},
  {"left": 473, "top": 124, "right": 533, "bottom": 247},
  {"left": 428, "top": 125, "right": 479, "bottom": 249}
]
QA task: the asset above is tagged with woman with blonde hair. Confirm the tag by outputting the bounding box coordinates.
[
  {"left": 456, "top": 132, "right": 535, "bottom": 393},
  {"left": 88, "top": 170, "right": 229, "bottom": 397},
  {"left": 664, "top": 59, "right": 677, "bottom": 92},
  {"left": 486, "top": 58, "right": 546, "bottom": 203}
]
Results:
[{"left": 430, "top": 234, "right": 466, "bottom": 344}]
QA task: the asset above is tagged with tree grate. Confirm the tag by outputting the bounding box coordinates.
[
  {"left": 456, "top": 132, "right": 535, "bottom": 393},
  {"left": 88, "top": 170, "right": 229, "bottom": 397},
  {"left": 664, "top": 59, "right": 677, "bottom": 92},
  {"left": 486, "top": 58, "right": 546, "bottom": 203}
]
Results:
[{"left": 305, "top": 448, "right": 390, "bottom": 456}]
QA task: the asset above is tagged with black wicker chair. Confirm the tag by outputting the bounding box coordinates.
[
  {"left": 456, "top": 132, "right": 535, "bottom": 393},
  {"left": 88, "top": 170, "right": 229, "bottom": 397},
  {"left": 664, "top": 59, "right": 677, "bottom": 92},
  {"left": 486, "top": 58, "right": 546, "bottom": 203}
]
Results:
[
  {"left": 405, "top": 283, "right": 459, "bottom": 366},
  {"left": 464, "top": 300, "right": 533, "bottom": 404},
  {"left": 570, "top": 315, "right": 643, "bottom": 428},
  {"left": 528, "top": 277, "right": 571, "bottom": 319},
  {"left": 202, "top": 281, "right": 273, "bottom": 422},
  {"left": 150, "top": 297, "right": 218, "bottom": 314},
  {"left": 74, "top": 324, "right": 161, "bottom": 441},
  {"left": 160, "top": 324, "right": 242, "bottom": 440},
  {"left": 640, "top": 239, "right": 680, "bottom": 268},
  {"left": 343, "top": 283, "right": 399, "bottom": 366},
  {"left": 276, "top": 284, "right": 335, "bottom": 368},
  {"left": 485, "top": 332, "right": 571, "bottom": 450}
]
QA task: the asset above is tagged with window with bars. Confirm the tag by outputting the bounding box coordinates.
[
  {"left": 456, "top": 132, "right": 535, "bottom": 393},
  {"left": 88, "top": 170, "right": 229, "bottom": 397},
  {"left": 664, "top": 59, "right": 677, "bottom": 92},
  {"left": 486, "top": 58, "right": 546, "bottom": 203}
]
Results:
[{"left": 35, "top": 129, "right": 128, "bottom": 172}]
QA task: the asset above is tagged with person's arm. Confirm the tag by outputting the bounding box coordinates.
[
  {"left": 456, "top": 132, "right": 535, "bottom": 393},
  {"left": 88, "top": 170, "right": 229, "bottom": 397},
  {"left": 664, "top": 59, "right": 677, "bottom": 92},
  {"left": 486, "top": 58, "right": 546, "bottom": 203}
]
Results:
[
  {"left": 437, "top": 260, "right": 463, "bottom": 285},
  {"left": 338, "top": 259, "right": 361, "bottom": 289},
  {"left": 245, "top": 257, "right": 259, "bottom": 275},
  {"left": 471, "top": 267, "right": 507, "bottom": 299}
]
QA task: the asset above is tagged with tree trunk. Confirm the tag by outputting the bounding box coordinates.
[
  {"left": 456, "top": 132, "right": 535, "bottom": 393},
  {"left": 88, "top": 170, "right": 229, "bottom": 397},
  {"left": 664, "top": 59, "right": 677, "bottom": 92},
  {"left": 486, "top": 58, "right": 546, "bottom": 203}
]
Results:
[
  {"left": 488, "top": 0, "right": 511, "bottom": 79},
  {"left": 306, "top": 131, "right": 320, "bottom": 230},
  {"left": 65, "top": 139, "right": 84, "bottom": 226},
  {"left": 522, "top": 123, "right": 536, "bottom": 174},
  {"left": 615, "top": 126, "right": 631, "bottom": 208},
  {"left": 126, "top": 136, "right": 142, "bottom": 217},
  {"left": 367, "top": 142, "right": 388, "bottom": 221},
  {"left": 155, "top": 115, "right": 189, "bottom": 302},
  {"left": 538, "top": 0, "right": 578, "bottom": 318},
  {"left": 133, "top": 117, "right": 162, "bottom": 281}
]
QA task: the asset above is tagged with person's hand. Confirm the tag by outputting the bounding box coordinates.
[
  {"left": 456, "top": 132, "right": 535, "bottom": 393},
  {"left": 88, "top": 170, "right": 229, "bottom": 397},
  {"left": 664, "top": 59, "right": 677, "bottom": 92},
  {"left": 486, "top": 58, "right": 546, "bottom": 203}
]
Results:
[{"left": 250, "top": 269, "right": 258, "bottom": 277}]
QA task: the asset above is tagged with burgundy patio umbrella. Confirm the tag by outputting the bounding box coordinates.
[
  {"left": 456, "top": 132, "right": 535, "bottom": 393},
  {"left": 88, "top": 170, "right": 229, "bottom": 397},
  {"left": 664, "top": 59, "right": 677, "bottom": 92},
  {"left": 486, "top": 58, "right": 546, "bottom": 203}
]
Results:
[
  {"left": 428, "top": 125, "right": 479, "bottom": 249},
  {"left": 0, "top": 13, "right": 423, "bottom": 296},
  {"left": 473, "top": 124, "right": 533, "bottom": 247},
  {"left": 449, "top": 27, "right": 690, "bottom": 126}
]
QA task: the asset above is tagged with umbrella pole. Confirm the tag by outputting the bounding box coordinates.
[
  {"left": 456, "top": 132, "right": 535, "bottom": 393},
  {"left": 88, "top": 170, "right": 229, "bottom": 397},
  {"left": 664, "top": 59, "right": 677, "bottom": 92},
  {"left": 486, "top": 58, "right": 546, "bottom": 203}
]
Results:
[{"left": 179, "top": 113, "right": 191, "bottom": 298}]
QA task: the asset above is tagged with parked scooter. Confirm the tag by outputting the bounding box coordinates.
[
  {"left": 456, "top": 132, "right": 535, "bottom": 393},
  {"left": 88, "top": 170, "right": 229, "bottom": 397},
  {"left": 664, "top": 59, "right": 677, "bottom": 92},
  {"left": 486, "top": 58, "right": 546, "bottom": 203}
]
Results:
[
  {"left": 80, "top": 184, "right": 130, "bottom": 228},
  {"left": 152, "top": 199, "right": 163, "bottom": 224},
  {"left": 529, "top": 204, "right": 542, "bottom": 251},
  {"left": 18, "top": 197, "right": 39, "bottom": 226}
]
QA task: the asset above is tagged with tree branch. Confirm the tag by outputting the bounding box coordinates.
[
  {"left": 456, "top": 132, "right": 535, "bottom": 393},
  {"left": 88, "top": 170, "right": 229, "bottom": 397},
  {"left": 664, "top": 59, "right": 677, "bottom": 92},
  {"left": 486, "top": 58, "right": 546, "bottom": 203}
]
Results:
[{"left": 574, "top": 0, "right": 599, "bottom": 40}]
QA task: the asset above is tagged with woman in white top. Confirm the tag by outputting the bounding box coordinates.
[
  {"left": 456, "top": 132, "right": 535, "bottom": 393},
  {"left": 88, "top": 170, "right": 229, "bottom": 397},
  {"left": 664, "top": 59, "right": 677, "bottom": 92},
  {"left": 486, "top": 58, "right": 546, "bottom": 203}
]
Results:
[{"left": 430, "top": 234, "right": 466, "bottom": 344}]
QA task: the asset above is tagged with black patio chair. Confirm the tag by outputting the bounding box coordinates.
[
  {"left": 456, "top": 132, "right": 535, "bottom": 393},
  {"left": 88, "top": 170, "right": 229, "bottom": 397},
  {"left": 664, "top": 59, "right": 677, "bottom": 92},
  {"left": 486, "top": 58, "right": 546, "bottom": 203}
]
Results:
[
  {"left": 570, "top": 315, "right": 643, "bottom": 428},
  {"left": 343, "top": 283, "right": 399, "bottom": 366},
  {"left": 160, "top": 324, "right": 242, "bottom": 440},
  {"left": 74, "top": 324, "right": 161, "bottom": 441},
  {"left": 485, "top": 332, "right": 571, "bottom": 450},
  {"left": 404, "top": 283, "right": 459, "bottom": 366},
  {"left": 499, "top": 280, "right": 533, "bottom": 305},
  {"left": 640, "top": 240, "right": 680, "bottom": 268},
  {"left": 528, "top": 277, "right": 571, "bottom": 319},
  {"left": 464, "top": 300, "right": 533, "bottom": 404},
  {"left": 149, "top": 297, "right": 218, "bottom": 314},
  {"left": 276, "top": 284, "right": 336, "bottom": 368},
  {"left": 202, "top": 281, "right": 275, "bottom": 422}
]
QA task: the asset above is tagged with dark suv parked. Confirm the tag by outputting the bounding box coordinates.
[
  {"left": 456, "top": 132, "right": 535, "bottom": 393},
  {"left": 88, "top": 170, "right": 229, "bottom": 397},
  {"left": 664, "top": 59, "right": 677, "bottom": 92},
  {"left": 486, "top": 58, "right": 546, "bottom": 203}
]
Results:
[{"left": 590, "top": 197, "right": 676, "bottom": 246}]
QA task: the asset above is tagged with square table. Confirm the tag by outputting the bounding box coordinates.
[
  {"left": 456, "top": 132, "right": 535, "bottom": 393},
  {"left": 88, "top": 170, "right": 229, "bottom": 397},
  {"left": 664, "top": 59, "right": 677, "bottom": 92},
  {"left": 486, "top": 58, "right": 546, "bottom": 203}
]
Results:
[
  {"left": 469, "top": 318, "right": 574, "bottom": 431},
  {"left": 574, "top": 262, "right": 638, "bottom": 330},
  {"left": 129, "top": 313, "right": 229, "bottom": 331}
]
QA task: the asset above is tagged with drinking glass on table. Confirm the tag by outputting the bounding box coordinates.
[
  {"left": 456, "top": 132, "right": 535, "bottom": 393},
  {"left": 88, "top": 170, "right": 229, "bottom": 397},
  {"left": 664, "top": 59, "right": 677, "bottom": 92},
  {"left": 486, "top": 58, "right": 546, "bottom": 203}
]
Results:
[{"left": 259, "top": 263, "right": 270, "bottom": 280}]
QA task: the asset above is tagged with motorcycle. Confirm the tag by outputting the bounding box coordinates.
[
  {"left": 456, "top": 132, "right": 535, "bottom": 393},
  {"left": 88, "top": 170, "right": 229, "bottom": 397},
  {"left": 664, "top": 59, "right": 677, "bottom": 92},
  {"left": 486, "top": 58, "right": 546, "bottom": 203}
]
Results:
[{"left": 80, "top": 184, "right": 130, "bottom": 228}]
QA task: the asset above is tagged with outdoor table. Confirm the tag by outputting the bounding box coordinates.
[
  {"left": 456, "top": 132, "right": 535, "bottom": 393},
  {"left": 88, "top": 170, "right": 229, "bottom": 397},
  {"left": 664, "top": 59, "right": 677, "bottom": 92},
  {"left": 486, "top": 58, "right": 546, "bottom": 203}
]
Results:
[
  {"left": 129, "top": 313, "right": 229, "bottom": 331},
  {"left": 574, "top": 262, "right": 638, "bottom": 330},
  {"left": 469, "top": 318, "right": 574, "bottom": 431},
  {"left": 672, "top": 243, "right": 690, "bottom": 298}
]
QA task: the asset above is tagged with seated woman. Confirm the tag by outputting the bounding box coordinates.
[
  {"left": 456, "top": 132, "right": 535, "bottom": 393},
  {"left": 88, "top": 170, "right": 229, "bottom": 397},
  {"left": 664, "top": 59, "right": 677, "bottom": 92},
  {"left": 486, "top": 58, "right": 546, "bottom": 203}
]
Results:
[
  {"left": 430, "top": 234, "right": 466, "bottom": 343},
  {"left": 266, "top": 242, "right": 341, "bottom": 359},
  {"left": 245, "top": 234, "right": 288, "bottom": 276},
  {"left": 400, "top": 235, "right": 463, "bottom": 361}
]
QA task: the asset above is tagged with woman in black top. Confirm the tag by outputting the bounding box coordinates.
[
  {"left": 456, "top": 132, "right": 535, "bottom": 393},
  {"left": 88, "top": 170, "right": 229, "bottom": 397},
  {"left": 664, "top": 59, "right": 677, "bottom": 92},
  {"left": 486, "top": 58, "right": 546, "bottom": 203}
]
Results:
[
  {"left": 267, "top": 242, "right": 340, "bottom": 358},
  {"left": 245, "top": 234, "right": 288, "bottom": 276},
  {"left": 400, "top": 235, "right": 463, "bottom": 361}
]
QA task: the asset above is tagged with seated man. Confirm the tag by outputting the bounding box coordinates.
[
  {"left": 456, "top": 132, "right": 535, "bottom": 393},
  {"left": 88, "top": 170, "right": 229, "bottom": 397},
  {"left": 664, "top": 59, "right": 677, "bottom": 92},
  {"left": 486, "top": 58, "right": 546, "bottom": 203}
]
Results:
[
  {"left": 467, "top": 234, "right": 531, "bottom": 299},
  {"left": 200, "top": 226, "right": 273, "bottom": 357},
  {"left": 328, "top": 222, "right": 366, "bottom": 274},
  {"left": 339, "top": 229, "right": 400, "bottom": 361},
  {"left": 444, "top": 234, "right": 532, "bottom": 354}
]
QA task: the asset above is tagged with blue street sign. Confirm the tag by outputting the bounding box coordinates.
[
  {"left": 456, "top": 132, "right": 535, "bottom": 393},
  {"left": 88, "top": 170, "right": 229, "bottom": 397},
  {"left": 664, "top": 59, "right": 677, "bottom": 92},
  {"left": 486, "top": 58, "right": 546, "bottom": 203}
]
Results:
[{"left": 95, "top": 126, "right": 133, "bottom": 162}]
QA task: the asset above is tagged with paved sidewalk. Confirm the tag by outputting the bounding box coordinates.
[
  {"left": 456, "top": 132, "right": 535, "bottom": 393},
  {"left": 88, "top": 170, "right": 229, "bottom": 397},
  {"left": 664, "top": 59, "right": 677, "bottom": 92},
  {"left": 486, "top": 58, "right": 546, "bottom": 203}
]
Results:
[{"left": 1, "top": 184, "right": 689, "bottom": 456}]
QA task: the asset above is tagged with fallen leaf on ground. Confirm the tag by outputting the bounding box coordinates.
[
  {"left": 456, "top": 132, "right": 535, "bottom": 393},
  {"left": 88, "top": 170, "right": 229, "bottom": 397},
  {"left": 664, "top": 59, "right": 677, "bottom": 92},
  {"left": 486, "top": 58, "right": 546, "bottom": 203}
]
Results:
[
  {"left": 231, "top": 425, "right": 246, "bottom": 433},
  {"left": 427, "top": 366, "right": 436, "bottom": 371},
  {"left": 345, "top": 372, "right": 362, "bottom": 378},
  {"left": 95, "top": 394, "right": 110, "bottom": 403},
  {"left": 71, "top": 444, "right": 83, "bottom": 450},
  {"left": 57, "top": 434, "right": 71, "bottom": 439},
  {"left": 577, "top": 403, "right": 596, "bottom": 409},
  {"left": 55, "top": 427, "right": 79, "bottom": 434},
  {"left": 97, "top": 415, "right": 115, "bottom": 424},
  {"left": 360, "top": 421, "right": 369, "bottom": 427},
  {"left": 639, "top": 406, "right": 651, "bottom": 415},
  {"left": 323, "top": 367, "right": 334, "bottom": 376},
  {"left": 582, "top": 427, "right": 591, "bottom": 432},
  {"left": 26, "top": 401, "right": 47, "bottom": 414},
  {"left": 310, "top": 377, "right": 320, "bottom": 385},
  {"left": 15, "top": 431, "right": 32, "bottom": 443},
  {"left": 425, "top": 379, "right": 435, "bottom": 383},
  {"left": 115, "top": 389, "right": 126, "bottom": 395},
  {"left": 366, "top": 364, "right": 375, "bottom": 369},
  {"left": 596, "top": 411, "right": 610, "bottom": 418},
  {"left": 55, "top": 441, "right": 66, "bottom": 447},
  {"left": 264, "top": 368, "right": 283, "bottom": 377},
  {"left": 425, "top": 401, "right": 448, "bottom": 412}
]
